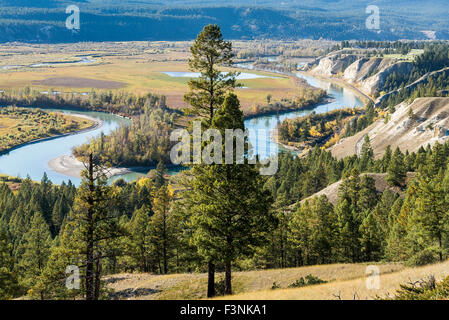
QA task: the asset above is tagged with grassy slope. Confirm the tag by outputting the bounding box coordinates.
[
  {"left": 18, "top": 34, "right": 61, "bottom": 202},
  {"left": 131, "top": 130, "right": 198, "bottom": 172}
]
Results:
[
  {"left": 299, "top": 172, "right": 416, "bottom": 206},
  {"left": 105, "top": 262, "right": 405, "bottom": 300},
  {"left": 222, "top": 260, "right": 449, "bottom": 300}
]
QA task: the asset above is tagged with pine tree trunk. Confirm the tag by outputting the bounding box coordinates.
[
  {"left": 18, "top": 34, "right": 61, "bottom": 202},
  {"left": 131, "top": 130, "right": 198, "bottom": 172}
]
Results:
[
  {"left": 85, "top": 153, "right": 95, "bottom": 301},
  {"left": 224, "top": 260, "right": 232, "bottom": 295},
  {"left": 280, "top": 234, "right": 285, "bottom": 268},
  {"left": 163, "top": 209, "right": 168, "bottom": 274},
  {"left": 207, "top": 260, "right": 215, "bottom": 298},
  {"left": 297, "top": 249, "right": 303, "bottom": 267},
  {"left": 94, "top": 256, "right": 102, "bottom": 300}
]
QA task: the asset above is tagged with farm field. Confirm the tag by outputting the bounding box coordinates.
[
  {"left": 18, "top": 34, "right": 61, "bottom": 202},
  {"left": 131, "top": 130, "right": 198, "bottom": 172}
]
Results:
[{"left": 0, "top": 41, "right": 309, "bottom": 113}]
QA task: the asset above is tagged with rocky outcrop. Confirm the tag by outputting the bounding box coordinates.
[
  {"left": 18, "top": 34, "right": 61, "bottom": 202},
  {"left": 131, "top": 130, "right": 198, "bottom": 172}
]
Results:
[
  {"left": 309, "top": 53, "right": 413, "bottom": 96},
  {"left": 311, "top": 54, "right": 358, "bottom": 76},
  {"left": 360, "top": 61, "right": 413, "bottom": 95},
  {"left": 329, "top": 97, "right": 449, "bottom": 159}
]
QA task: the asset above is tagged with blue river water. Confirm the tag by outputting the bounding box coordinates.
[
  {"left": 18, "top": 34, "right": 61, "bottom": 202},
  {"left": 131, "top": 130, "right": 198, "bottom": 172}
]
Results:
[
  {"left": 0, "top": 72, "right": 363, "bottom": 185},
  {"left": 243, "top": 73, "right": 364, "bottom": 158}
]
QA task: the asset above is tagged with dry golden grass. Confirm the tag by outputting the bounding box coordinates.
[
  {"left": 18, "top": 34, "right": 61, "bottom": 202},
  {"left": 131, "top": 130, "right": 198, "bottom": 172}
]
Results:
[
  {"left": 219, "top": 260, "right": 449, "bottom": 300},
  {"left": 105, "top": 262, "right": 406, "bottom": 300},
  {"left": 105, "top": 260, "right": 449, "bottom": 300}
]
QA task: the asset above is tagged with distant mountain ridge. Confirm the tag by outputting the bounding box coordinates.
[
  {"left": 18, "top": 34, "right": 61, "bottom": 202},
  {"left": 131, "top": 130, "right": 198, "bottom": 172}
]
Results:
[{"left": 0, "top": 1, "right": 448, "bottom": 42}]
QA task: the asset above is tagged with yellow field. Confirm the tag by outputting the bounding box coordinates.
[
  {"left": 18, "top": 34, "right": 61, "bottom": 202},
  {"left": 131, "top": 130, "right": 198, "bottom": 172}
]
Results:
[
  {"left": 0, "top": 108, "right": 94, "bottom": 152},
  {"left": 219, "top": 260, "right": 449, "bottom": 300},
  {"left": 104, "top": 259, "right": 449, "bottom": 300},
  {"left": 0, "top": 42, "right": 304, "bottom": 113},
  {"left": 105, "top": 262, "right": 406, "bottom": 300}
]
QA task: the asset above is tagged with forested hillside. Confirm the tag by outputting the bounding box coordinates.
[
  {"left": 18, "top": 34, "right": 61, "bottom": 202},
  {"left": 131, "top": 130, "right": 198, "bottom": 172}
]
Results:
[{"left": 1, "top": 0, "right": 449, "bottom": 42}]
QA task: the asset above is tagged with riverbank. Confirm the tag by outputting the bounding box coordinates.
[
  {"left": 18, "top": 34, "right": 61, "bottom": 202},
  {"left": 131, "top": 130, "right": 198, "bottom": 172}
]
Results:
[
  {"left": 270, "top": 129, "right": 303, "bottom": 153},
  {"left": 298, "top": 71, "right": 374, "bottom": 105},
  {"left": 48, "top": 155, "right": 135, "bottom": 179},
  {"left": 48, "top": 154, "right": 175, "bottom": 180},
  {"left": 243, "top": 95, "right": 332, "bottom": 120}
]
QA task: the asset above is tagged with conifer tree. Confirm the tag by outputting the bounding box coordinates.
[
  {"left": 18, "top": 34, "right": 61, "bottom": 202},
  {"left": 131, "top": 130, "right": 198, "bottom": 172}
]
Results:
[
  {"left": 267, "top": 195, "right": 294, "bottom": 268},
  {"left": 309, "top": 196, "right": 336, "bottom": 264},
  {"left": 151, "top": 184, "right": 175, "bottom": 274},
  {"left": 183, "top": 25, "right": 240, "bottom": 297},
  {"left": 125, "top": 206, "right": 152, "bottom": 272},
  {"left": 357, "top": 175, "right": 378, "bottom": 212},
  {"left": 184, "top": 24, "right": 238, "bottom": 124},
  {"left": 290, "top": 201, "right": 313, "bottom": 266},
  {"left": 335, "top": 199, "right": 361, "bottom": 262},
  {"left": 359, "top": 211, "right": 383, "bottom": 261},
  {"left": 19, "top": 212, "right": 52, "bottom": 299},
  {"left": 51, "top": 194, "right": 70, "bottom": 235},
  {"left": 411, "top": 175, "right": 448, "bottom": 261},
  {"left": 187, "top": 94, "right": 275, "bottom": 296},
  {"left": 63, "top": 154, "right": 122, "bottom": 300},
  {"left": 359, "top": 135, "right": 374, "bottom": 172},
  {"left": 385, "top": 197, "right": 407, "bottom": 261},
  {"left": 381, "top": 145, "right": 392, "bottom": 172},
  {"left": 34, "top": 245, "right": 79, "bottom": 300},
  {"left": 154, "top": 160, "right": 167, "bottom": 190},
  {"left": 0, "top": 228, "right": 21, "bottom": 299},
  {"left": 386, "top": 147, "right": 407, "bottom": 187}
]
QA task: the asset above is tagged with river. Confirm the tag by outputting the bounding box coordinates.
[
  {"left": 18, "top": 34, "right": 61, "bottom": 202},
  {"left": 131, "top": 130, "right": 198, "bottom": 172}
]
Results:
[
  {"left": 243, "top": 72, "right": 364, "bottom": 159},
  {"left": 0, "top": 109, "right": 130, "bottom": 185},
  {"left": 0, "top": 72, "right": 363, "bottom": 186}
]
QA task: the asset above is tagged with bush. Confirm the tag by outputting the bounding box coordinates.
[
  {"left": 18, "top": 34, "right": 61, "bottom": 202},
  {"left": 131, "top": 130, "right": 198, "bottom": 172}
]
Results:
[
  {"left": 271, "top": 282, "right": 281, "bottom": 290},
  {"left": 406, "top": 247, "right": 440, "bottom": 266},
  {"left": 288, "top": 274, "right": 327, "bottom": 288},
  {"left": 214, "top": 278, "right": 226, "bottom": 296},
  {"left": 391, "top": 275, "right": 449, "bottom": 300}
]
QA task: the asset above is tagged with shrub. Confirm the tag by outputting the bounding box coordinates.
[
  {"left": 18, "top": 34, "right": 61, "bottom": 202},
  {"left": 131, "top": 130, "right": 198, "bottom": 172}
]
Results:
[
  {"left": 271, "top": 282, "right": 281, "bottom": 290},
  {"left": 288, "top": 274, "right": 327, "bottom": 288},
  {"left": 391, "top": 275, "right": 449, "bottom": 300},
  {"left": 214, "top": 278, "right": 226, "bottom": 296},
  {"left": 406, "top": 247, "right": 440, "bottom": 267}
]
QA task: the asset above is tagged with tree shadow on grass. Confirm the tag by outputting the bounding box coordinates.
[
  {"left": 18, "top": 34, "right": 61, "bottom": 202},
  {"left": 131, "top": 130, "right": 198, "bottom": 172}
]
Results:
[{"left": 109, "top": 287, "right": 162, "bottom": 300}]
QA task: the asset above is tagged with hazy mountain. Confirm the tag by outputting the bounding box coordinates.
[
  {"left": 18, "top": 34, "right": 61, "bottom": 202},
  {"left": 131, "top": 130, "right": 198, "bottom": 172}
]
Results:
[{"left": 0, "top": 0, "right": 448, "bottom": 43}]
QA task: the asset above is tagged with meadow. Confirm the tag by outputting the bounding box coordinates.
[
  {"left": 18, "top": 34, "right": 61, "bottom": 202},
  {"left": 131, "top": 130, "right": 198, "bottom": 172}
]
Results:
[
  {"left": 105, "top": 262, "right": 407, "bottom": 300},
  {"left": 222, "top": 260, "right": 449, "bottom": 300},
  {"left": 0, "top": 107, "right": 94, "bottom": 153},
  {"left": 104, "top": 259, "right": 449, "bottom": 300},
  {"left": 0, "top": 41, "right": 316, "bottom": 114},
  {"left": 381, "top": 49, "right": 425, "bottom": 61}
]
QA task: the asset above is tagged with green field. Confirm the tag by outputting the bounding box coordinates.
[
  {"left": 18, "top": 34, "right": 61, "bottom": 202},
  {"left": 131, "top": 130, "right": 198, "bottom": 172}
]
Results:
[
  {"left": 0, "top": 42, "right": 308, "bottom": 113},
  {"left": 381, "top": 49, "right": 424, "bottom": 61},
  {"left": 0, "top": 107, "right": 94, "bottom": 153}
]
